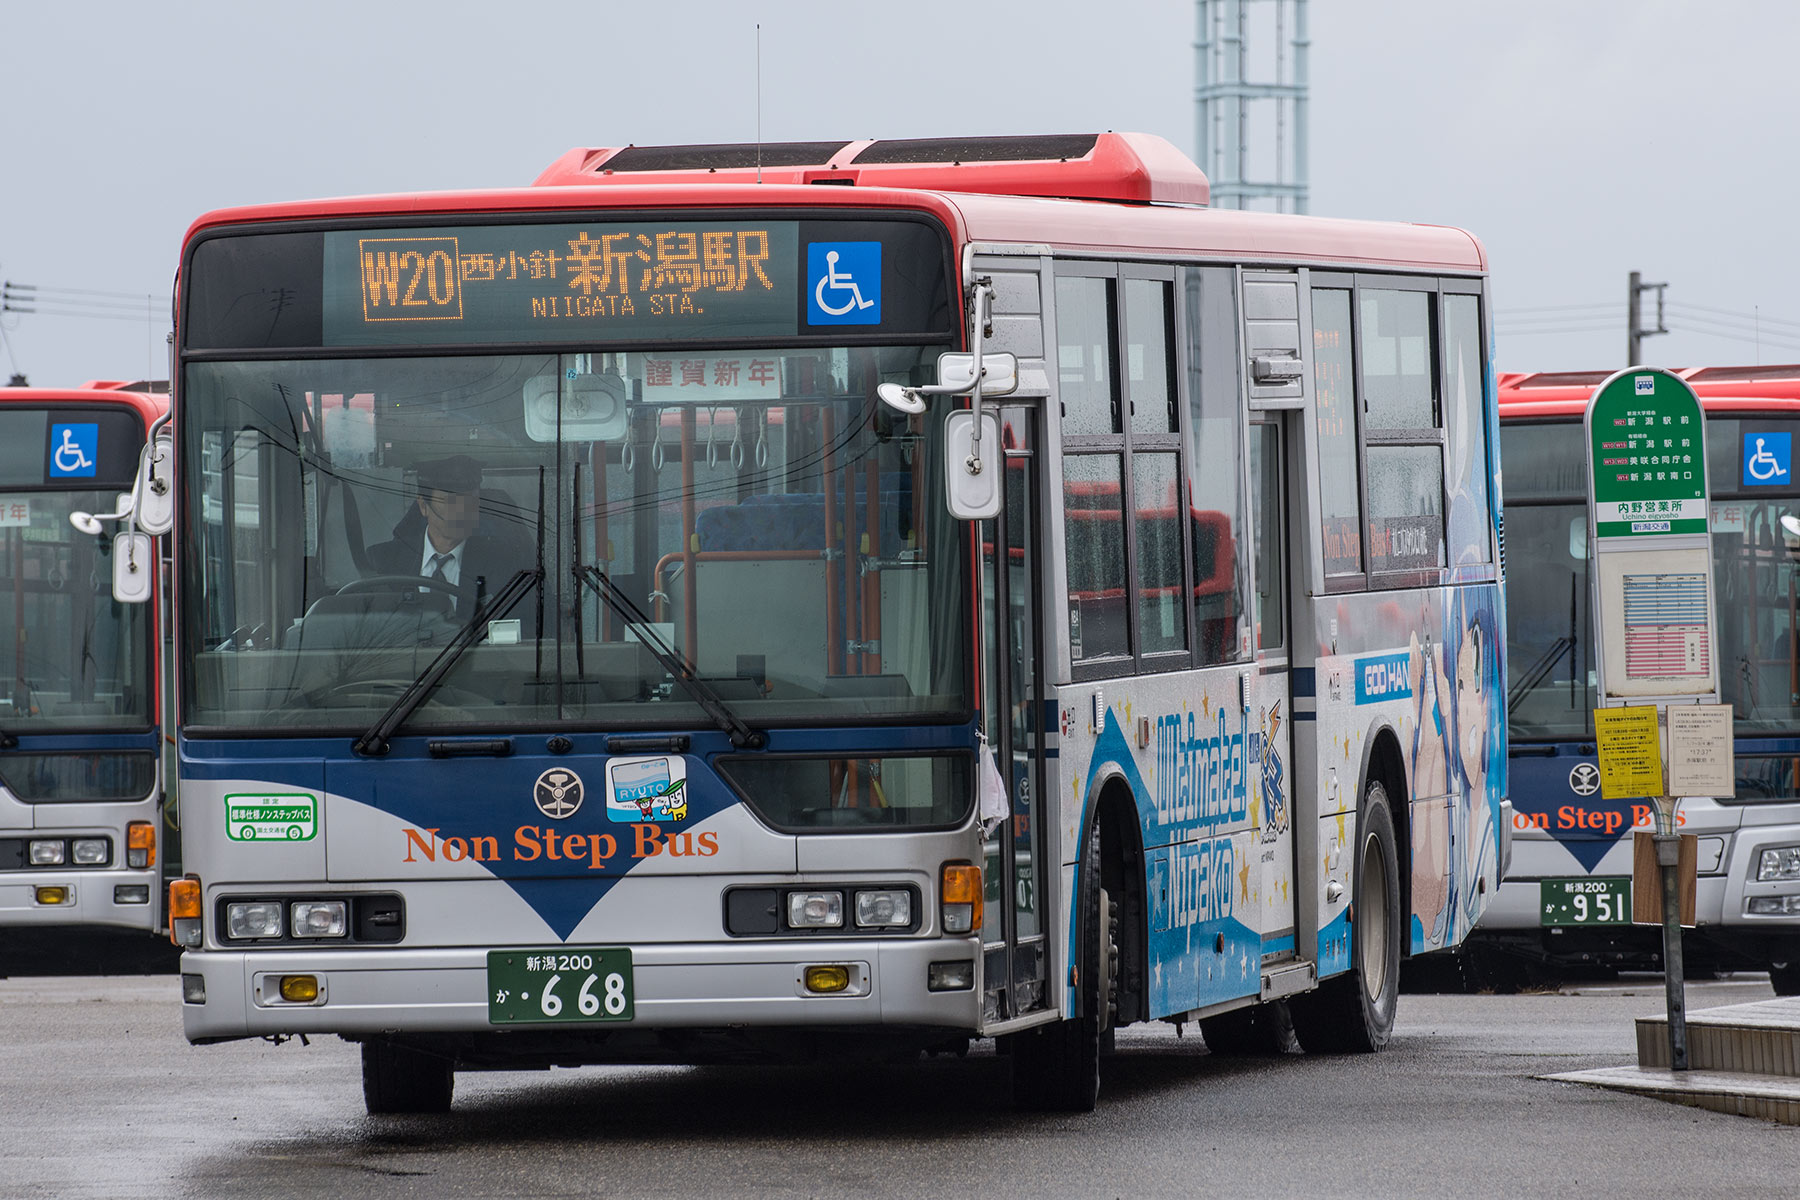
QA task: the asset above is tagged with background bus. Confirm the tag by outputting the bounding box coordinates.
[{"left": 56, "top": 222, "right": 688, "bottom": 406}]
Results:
[
  {"left": 1481, "top": 366, "right": 1800, "bottom": 993},
  {"left": 163, "top": 133, "right": 1505, "bottom": 1113},
  {"left": 0, "top": 380, "right": 170, "bottom": 939}
]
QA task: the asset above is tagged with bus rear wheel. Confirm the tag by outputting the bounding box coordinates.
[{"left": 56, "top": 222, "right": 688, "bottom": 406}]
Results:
[
  {"left": 361, "top": 1039, "right": 454, "bottom": 1114},
  {"left": 1291, "top": 781, "right": 1400, "bottom": 1054},
  {"left": 1011, "top": 822, "right": 1115, "bottom": 1111}
]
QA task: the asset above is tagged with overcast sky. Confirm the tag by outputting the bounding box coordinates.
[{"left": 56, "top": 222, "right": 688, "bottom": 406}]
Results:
[{"left": 4, "top": 0, "right": 1796, "bottom": 386}]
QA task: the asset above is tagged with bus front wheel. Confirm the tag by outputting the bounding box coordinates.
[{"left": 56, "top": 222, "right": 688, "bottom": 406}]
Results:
[
  {"left": 1291, "top": 781, "right": 1401, "bottom": 1053},
  {"left": 1771, "top": 961, "right": 1800, "bottom": 997},
  {"left": 361, "top": 1039, "right": 454, "bottom": 1114},
  {"left": 1010, "top": 822, "right": 1115, "bottom": 1111}
]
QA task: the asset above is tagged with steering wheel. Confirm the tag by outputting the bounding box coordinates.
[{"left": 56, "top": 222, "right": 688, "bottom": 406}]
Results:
[{"left": 335, "top": 574, "right": 462, "bottom": 599}]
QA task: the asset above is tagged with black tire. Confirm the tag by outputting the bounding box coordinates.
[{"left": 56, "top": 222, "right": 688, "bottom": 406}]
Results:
[
  {"left": 1771, "top": 961, "right": 1800, "bottom": 997},
  {"left": 1199, "top": 1000, "right": 1295, "bottom": 1056},
  {"left": 1290, "top": 781, "right": 1401, "bottom": 1053},
  {"left": 1011, "top": 822, "right": 1113, "bottom": 1112},
  {"left": 362, "top": 1039, "right": 454, "bottom": 1114}
]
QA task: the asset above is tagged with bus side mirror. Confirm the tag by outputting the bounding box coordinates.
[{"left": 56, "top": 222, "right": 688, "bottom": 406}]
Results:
[
  {"left": 876, "top": 351, "right": 1020, "bottom": 416},
  {"left": 133, "top": 431, "right": 175, "bottom": 537},
  {"left": 944, "top": 411, "right": 1002, "bottom": 520},
  {"left": 113, "top": 532, "right": 155, "bottom": 604}
]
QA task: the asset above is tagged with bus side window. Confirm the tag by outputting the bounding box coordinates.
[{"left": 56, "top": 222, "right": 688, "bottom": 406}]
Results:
[
  {"left": 1184, "top": 266, "right": 1249, "bottom": 666},
  {"left": 1312, "top": 288, "right": 1362, "bottom": 578},
  {"left": 1443, "top": 293, "right": 1492, "bottom": 567}
]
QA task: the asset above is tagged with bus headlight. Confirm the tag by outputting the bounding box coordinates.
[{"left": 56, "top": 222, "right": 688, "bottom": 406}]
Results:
[
  {"left": 28, "top": 840, "right": 65, "bottom": 865},
  {"left": 1748, "top": 896, "right": 1800, "bottom": 915},
  {"left": 71, "top": 838, "right": 110, "bottom": 865},
  {"left": 854, "top": 889, "right": 912, "bottom": 928},
  {"left": 290, "top": 900, "right": 348, "bottom": 939},
  {"left": 1757, "top": 846, "right": 1800, "bottom": 882},
  {"left": 786, "top": 891, "right": 844, "bottom": 929},
  {"left": 225, "top": 900, "right": 285, "bottom": 940}
]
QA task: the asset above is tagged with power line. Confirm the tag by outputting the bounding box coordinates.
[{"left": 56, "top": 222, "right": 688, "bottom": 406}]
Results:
[
  {"left": 1666, "top": 299, "right": 1800, "bottom": 332},
  {"left": 1493, "top": 301, "right": 1615, "bottom": 317}
]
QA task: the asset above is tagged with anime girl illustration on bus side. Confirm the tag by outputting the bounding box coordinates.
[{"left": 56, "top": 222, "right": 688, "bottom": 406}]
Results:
[{"left": 1408, "top": 591, "right": 1504, "bottom": 949}]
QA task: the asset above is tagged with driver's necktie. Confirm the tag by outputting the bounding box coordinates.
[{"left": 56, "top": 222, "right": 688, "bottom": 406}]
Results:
[{"left": 428, "top": 553, "right": 452, "bottom": 585}]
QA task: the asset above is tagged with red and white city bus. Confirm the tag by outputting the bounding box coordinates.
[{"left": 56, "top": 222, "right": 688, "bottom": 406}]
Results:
[
  {"left": 0, "top": 380, "right": 170, "bottom": 937},
  {"left": 157, "top": 133, "right": 1507, "bottom": 1111}
]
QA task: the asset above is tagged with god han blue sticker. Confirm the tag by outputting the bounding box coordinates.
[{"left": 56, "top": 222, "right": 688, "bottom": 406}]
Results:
[{"left": 806, "top": 242, "right": 881, "bottom": 326}]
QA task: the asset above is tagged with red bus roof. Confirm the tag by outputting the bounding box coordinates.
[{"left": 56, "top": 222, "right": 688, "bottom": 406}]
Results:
[
  {"left": 1499, "top": 365, "right": 1800, "bottom": 419},
  {"left": 0, "top": 382, "right": 169, "bottom": 426},
  {"left": 179, "top": 134, "right": 1486, "bottom": 275}
]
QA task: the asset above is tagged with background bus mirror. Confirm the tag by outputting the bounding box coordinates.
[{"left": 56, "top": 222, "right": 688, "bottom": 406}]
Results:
[
  {"left": 943, "top": 410, "right": 1002, "bottom": 521},
  {"left": 112, "top": 532, "right": 155, "bottom": 604},
  {"left": 133, "top": 432, "right": 175, "bottom": 536},
  {"left": 1568, "top": 517, "right": 1588, "bottom": 560}
]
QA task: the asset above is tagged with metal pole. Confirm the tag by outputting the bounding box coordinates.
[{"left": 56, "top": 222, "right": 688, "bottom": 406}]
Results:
[
  {"left": 1655, "top": 823, "right": 1689, "bottom": 1070},
  {"left": 1628, "top": 270, "right": 1642, "bottom": 366},
  {"left": 1294, "top": 0, "right": 1309, "bottom": 214},
  {"left": 1195, "top": 0, "right": 1212, "bottom": 182}
]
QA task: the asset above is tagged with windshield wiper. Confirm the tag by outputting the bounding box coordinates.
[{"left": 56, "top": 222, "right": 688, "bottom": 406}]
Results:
[
  {"left": 353, "top": 568, "right": 540, "bottom": 757},
  {"left": 573, "top": 563, "right": 765, "bottom": 749}
]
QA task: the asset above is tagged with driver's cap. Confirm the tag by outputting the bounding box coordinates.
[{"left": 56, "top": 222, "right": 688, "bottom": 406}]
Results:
[{"left": 415, "top": 455, "right": 483, "bottom": 495}]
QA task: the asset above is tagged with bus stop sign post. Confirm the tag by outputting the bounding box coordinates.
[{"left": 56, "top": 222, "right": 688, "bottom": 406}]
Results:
[{"left": 1583, "top": 367, "right": 1726, "bottom": 1073}]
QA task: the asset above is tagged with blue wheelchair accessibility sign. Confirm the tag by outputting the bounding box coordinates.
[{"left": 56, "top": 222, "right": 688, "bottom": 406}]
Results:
[
  {"left": 806, "top": 242, "right": 881, "bottom": 326},
  {"left": 1743, "top": 431, "right": 1791, "bottom": 486},
  {"left": 49, "top": 423, "right": 99, "bottom": 478}
]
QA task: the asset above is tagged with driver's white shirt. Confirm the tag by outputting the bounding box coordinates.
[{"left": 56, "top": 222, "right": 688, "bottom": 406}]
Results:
[{"left": 419, "top": 540, "right": 465, "bottom": 588}]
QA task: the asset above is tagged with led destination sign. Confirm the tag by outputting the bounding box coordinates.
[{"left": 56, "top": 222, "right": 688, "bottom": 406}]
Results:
[
  {"left": 182, "top": 217, "right": 952, "bottom": 351},
  {"left": 324, "top": 222, "right": 798, "bottom": 345}
]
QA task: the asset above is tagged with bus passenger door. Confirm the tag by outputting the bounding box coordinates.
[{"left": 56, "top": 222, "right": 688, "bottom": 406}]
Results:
[
  {"left": 1249, "top": 417, "right": 1297, "bottom": 957},
  {"left": 980, "top": 406, "right": 1050, "bottom": 1022}
]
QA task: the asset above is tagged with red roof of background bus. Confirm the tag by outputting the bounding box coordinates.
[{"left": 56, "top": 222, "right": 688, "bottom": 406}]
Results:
[
  {"left": 1499, "top": 366, "right": 1800, "bottom": 418},
  {"left": 178, "top": 136, "right": 1486, "bottom": 274},
  {"left": 0, "top": 383, "right": 169, "bottom": 425}
]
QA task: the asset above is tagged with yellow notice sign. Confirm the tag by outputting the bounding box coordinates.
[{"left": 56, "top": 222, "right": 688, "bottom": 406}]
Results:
[{"left": 1594, "top": 706, "right": 1664, "bottom": 799}]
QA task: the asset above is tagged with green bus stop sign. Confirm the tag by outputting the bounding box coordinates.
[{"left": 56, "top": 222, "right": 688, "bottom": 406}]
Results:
[{"left": 1587, "top": 370, "right": 1707, "bottom": 540}]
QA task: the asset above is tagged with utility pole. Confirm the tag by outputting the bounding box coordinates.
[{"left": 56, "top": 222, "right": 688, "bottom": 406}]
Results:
[{"left": 1628, "top": 271, "right": 1669, "bottom": 365}]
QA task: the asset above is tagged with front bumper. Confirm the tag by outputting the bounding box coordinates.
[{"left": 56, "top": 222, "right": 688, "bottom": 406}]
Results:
[
  {"left": 0, "top": 868, "right": 160, "bottom": 933},
  {"left": 1472, "top": 828, "right": 1800, "bottom": 967},
  {"left": 180, "top": 937, "right": 983, "bottom": 1042}
]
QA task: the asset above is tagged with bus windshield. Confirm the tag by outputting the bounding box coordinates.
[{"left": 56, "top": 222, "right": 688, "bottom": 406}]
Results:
[
  {"left": 0, "top": 487, "right": 153, "bottom": 732},
  {"left": 1504, "top": 417, "right": 1800, "bottom": 751},
  {"left": 180, "top": 348, "right": 972, "bottom": 733}
]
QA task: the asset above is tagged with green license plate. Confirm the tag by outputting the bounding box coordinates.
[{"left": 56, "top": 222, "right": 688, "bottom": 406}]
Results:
[
  {"left": 487, "top": 948, "right": 634, "bottom": 1024},
  {"left": 1539, "top": 877, "right": 1631, "bottom": 926}
]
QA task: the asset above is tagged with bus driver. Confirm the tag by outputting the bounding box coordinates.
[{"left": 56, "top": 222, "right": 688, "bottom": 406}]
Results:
[{"left": 367, "top": 455, "right": 533, "bottom": 621}]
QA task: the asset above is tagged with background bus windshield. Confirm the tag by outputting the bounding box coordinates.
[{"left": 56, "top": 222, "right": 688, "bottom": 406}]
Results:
[
  {"left": 1504, "top": 417, "right": 1800, "bottom": 797},
  {"left": 0, "top": 487, "right": 152, "bottom": 733}
]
